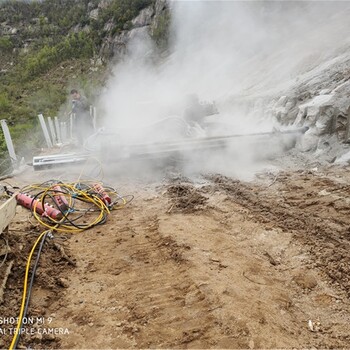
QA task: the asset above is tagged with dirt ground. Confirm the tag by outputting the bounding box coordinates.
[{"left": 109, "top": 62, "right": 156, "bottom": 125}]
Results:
[{"left": 1, "top": 159, "right": 350, "bottom": 349}]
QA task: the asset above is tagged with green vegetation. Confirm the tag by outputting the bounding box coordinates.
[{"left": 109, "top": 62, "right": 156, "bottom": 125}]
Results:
[
  {"left": 20, "top": 32, "right": 94, "bottom": 79},
  {"left": 95, "top": 0, "right": 153, "bottom": 35},
  {"left": 0, "top": 36, "right": 13, "bottom": 50},
  {"left": 0, "top": 93, "right": 11, "bottom": 113},
  {"left": 151, "top": 10, "right": 171, "bottom": 49},
  {"left": 0, "top": 0, "right": 166, "bottom": 172}
]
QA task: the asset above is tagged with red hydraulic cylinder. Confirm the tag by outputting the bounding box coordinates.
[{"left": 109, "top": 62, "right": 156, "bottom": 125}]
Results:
[
  {"left": 16, "top": 193, "right": 63, "bottom": 220},
  {"left": 92, "top": 183, "right": 111, "bottom": 205}
]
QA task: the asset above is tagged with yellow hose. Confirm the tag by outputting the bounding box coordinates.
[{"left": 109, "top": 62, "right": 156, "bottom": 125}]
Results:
[{"left": 9, "top": 178, "right": 131, "bottom": 349}]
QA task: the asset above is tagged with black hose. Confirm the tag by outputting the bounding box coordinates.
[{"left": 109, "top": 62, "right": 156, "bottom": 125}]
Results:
[{"left": 13, "top": 231, "right": 48, "bottom": 350}]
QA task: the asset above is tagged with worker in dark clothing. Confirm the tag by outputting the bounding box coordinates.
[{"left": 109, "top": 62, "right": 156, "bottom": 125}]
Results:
[
  {"left": 70, "top": 89, "right": 93, "bottom": 146},
  {"left": 183, "top": 94, "right": 218, "bottom": 126}
]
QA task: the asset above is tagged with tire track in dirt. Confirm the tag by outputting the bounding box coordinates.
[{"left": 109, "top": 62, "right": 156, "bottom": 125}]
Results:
[
  {"left": 110, "top": 214, "right": 228, "bottom": 348},
  {"left": 50, "top": 199, "right": 230, "bottom": 349},
  {"left": 5, "top": 170, "right": 350, "bottom": 348},
  {"left": 207, "top": 171, "right": 350, "bottom": 297},
  {"left": 158, "top": 186, "right": 350, "bottom": 348}
]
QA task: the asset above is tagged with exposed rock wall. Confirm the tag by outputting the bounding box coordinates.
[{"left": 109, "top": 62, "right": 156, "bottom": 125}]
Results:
[
  {"left": 224, "top": 53, "right": 350, "bottom": 162},
  {"left": 99, "top": 0, "right": 168, "bottom": 62},
  {"left": 272, "top": 71, "right": 350, "bottom": 152}
]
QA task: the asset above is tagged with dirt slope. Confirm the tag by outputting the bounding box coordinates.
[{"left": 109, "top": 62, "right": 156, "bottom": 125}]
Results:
[{"left": 1, "top": 164, "right": 350, "bottom": 349}]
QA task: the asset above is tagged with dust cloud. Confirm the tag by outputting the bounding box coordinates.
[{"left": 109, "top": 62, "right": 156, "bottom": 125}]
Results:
[{"left": 97, "top": 1, "right": 350, "bottom": 179}]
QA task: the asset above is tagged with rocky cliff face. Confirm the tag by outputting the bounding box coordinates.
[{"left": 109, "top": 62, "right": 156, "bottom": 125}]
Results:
[
  {"left": 0, "top": 0, "right": 169, "bottom": 157},
  {"left": 225, "top": 38, "right": 350, "bottom": 163},
  {"left": 99, "top": 0, "right": 168, "bottom": 62},
  {"left": 262, "top": 56, "right": 350, "bottom": 160},
  {"left": 95, "top": 0, "right": 350, "bottom": 163},
  {"left": 0, "top": 0, "right": 169, "bottom": 66}
]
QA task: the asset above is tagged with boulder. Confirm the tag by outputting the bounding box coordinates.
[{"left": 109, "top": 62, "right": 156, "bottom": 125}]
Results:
[
  {"left": 89, "top": 8, "right": 99, "bottom": 20},
  {"left": 132, "top": 7, "right": 154, "bottom": 28},
  {"left": 109, "top": 31, "right": 129, "bottom": 60},
  {"left": 128, "top": 27, "right": 150, "bottom": 42},
  {"left": 272, "top": 96, "right": 298, "bottom": 124},
  {"left": 295, "top": 128, "right": 319, "bottom": 152},
  {"left": 314, "top": 106, "right": 336, "bottom": 135},
  {"left": 335, "top": 150, "right": 350, "bottom": 164},
  {"left": 296, "top": 94, "right": 336, "bottom": 135}
]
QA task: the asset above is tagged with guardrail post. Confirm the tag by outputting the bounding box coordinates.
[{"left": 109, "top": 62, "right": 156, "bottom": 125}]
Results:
[
  {"left": 54, "top": 117, "right": 62, "bottom": 144},
  {"left": 38, "top": 114, "right": 53, "bottom": 148},
  {"left": 48, "top": 117, "right": 57, "bottom": 145},
  {"left": 0, "top": 120, "right": 17, "bottom": 165}
]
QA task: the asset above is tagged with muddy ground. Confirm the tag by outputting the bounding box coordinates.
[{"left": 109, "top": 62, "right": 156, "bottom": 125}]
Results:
[{"left": 1, "top": 160, "right": 350, "bottom": 349}]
